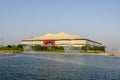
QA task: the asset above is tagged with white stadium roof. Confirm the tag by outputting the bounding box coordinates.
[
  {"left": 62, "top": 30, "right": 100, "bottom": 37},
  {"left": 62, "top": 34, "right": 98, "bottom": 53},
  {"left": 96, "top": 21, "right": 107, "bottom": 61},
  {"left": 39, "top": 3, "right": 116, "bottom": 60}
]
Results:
[{"left": 30, "top": 32, "right": 82, "bottom": 40}]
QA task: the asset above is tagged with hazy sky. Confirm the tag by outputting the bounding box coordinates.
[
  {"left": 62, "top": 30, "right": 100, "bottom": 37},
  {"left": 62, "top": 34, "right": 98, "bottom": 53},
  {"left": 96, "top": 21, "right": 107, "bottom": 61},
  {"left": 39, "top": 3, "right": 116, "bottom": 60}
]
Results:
[{"left": 0, "top": 0, "right": 120, "bottom": 50}]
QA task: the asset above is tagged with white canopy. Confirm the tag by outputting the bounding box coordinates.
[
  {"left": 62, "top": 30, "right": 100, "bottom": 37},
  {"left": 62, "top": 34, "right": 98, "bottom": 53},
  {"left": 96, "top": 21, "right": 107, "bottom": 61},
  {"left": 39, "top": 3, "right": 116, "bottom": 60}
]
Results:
[{"left": 30, "top": 32, "right": 82, "bottom": 40}]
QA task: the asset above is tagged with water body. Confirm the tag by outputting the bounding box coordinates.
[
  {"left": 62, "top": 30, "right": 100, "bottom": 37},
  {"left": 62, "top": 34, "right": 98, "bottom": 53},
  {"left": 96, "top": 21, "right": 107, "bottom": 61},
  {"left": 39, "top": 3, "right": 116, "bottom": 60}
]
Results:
[{"left": 0, "top": 53, "right": 120, "bottom": 80}]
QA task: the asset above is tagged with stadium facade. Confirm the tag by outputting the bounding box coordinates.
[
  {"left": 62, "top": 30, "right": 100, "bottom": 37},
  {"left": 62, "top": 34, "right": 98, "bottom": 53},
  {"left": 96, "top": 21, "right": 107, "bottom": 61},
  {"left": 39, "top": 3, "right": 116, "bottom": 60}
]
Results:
[{"left": 21, "top": 32, "right": 102, "bottom": 47}]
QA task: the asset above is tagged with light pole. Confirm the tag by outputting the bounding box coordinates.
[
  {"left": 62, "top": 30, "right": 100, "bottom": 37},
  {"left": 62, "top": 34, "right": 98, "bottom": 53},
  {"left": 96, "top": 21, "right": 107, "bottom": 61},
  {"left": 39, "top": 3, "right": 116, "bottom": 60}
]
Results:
[
  {"left": 1, "top": 37, "right": 3, "bottom": 46},
  {"left": 0, "top": 37, "right": 3, "bottom": 46}
]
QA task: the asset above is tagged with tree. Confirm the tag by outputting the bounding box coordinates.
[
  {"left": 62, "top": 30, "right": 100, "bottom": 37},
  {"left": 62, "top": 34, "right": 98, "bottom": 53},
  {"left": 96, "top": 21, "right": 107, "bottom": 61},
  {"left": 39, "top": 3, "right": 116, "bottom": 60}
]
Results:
[
  {"left": 34, "top": 45, "right": 43, "bottom": 51},
  {"left": 81, "top": 45, "right": 93, "bottom": 52},
  {"left": 17, "top": 45, "right": 23, "bottom": 49},
  {"left": 81, "top": 45, "right": 105, "bottom": 53},
  {"left": 7, "top": 45, "right": 12, "bottom": 48}
]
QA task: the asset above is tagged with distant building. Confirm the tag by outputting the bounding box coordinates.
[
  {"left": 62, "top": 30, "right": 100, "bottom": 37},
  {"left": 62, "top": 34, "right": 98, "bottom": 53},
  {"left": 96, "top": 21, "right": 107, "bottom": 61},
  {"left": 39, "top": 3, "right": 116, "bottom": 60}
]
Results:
[{"left": 21, "top": 32, "right": 102, "bottom": 47}]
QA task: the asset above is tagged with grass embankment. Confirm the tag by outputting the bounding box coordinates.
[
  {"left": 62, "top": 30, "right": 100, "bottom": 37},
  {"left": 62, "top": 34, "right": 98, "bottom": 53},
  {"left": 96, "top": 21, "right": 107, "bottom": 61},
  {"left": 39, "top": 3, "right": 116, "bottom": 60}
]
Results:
[
  {"left": 0, "top": 45, "right": 105, "bottom": 54},
  {"left": 0, "top": 45, "right": 23, "bottom": 53},
  {"left": 0, "top": 50, "right": 23, "bottom": 53},
  {"left": 24, "top": 50, "right": 65, "bottom": 54}
]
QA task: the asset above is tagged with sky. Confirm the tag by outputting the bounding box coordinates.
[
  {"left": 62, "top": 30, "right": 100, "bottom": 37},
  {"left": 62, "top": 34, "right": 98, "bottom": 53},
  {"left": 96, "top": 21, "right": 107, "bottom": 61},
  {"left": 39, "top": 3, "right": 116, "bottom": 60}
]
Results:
[{"left": 0, "top": 0, "right": 120, "bottom": 50}]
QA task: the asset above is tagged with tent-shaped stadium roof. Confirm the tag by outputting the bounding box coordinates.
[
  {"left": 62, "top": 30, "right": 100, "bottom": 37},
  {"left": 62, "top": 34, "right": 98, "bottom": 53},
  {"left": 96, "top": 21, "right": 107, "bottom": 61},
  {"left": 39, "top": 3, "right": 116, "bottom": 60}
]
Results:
[{"left": 30, "top": 32, "right": 82, "bottom": 40}]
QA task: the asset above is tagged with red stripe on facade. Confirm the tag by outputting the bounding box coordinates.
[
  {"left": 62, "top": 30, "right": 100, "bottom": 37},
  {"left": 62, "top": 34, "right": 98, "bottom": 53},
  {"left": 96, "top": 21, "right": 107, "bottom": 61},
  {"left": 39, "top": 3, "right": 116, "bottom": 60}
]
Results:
[{"left": 43, "top": 40, "right": 55, "bottom": 46}]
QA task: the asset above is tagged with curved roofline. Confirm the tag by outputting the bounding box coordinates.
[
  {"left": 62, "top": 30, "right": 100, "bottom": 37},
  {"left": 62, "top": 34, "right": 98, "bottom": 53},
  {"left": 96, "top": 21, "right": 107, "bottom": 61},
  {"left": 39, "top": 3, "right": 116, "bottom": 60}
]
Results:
[{"left": 30, "top": 32, "right": 81, "bottom": 40}]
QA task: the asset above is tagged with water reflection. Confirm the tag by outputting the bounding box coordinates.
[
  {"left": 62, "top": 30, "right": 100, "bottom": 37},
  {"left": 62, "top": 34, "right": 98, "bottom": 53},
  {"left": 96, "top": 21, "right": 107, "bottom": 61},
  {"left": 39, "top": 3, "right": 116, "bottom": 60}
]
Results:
[
  {"left": 0, "top": 53, "right": 120, "bottom": 80},
  {"left": 30, "top": 54, "right": 84, "bottom": 66}
]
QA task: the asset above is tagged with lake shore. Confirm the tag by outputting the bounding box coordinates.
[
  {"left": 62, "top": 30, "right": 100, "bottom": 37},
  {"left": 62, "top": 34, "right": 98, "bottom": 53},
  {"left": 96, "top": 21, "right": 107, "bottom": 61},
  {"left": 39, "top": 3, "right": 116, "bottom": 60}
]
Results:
[
  {"left": 0, "top": 51, "right": 117, "bottom": 57},
  {"left": 22, "top": 51, "right": 108, "bottom": 56}
]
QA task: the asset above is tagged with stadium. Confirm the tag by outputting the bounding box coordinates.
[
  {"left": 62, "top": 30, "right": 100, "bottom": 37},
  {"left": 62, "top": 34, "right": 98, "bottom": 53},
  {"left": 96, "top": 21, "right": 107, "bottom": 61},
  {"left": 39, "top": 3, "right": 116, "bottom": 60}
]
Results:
[{"left": 21, "top": 32, "right": 102, "bottom": 47}]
